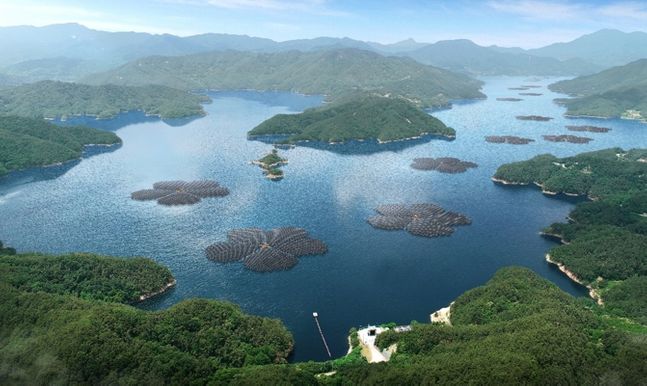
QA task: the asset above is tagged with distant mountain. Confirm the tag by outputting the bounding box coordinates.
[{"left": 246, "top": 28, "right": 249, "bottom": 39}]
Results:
[
  {"left": 0, "top": 24, "right": 382, "bottom": 80},
  {"left": 369, "top": 38, "right": 428, "bottom": 53},
  {"left": 549, "top": 59, "right": 647, "bottom": 120},
  {"left": 84, "top": 48, "right": 485, "bottom": 107},
  {"left": 402, "top": 39, "right": 600, "bottom": 76},
  {"left": 529, "top": 29, "right": 647, "bottom": 68},
  {"left": 2, "top": 57, "right": 107, "bottom": 82}
]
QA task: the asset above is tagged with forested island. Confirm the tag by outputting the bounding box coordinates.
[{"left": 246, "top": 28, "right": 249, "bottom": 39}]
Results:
[
  {"left": 84, "top": 48, "right": 485, "bottom": 108},
  {"left": 252, "top": 149, "right": 287, "bottom": 179},
  {"left": 0, "top": 115, "right": 121, "bottom": 176},
  {"left": 493, "top": 148, "right": 647, "bottom": 323},
  {"left": 249, "top": 96, "right": 455, "bottom": 144},
  {"left": 0, "top": 80, "right": 209, "bottom": 119},
  {"left": 549, "top": 59, "right": 647, "bottom": 120}
]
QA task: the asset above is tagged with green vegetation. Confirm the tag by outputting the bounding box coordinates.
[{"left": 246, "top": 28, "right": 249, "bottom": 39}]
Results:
[
  {"left": 0, "top": 253, "right": 174, "bottom": 303},
  {"left": 0, "top": 115, "right": 121, "bottom": 176},
  {"left": 601, "top": 277, "right": 647, "bottom": 325},
  {"left": 494, "top": 148, "right": 647, "bottom": 324},
  {"left": 84, "top": 48, "right": 485, "bottom": 107},
  {"left": 550, "top": 59, "right": 647, "bottom": 120},
  {"left": 258, "top": 149, "right": 286, "bottom": 166},
  {"left": 0, "top": 250, "right": 294, "bottom": 384},
  {"left": 249, "top": 96, "right": 455, "bottom": 143},
  {"left": 0, "top": 80, "right": 208, "bottom": 119},
  {"left": 325, "top": 267, "right": 647, "bottom": 384},
  {"left": 2, "top": 245, "right": 646, "bottom": 384},
  {"left": 0, "top": 241, "right": 16, "bottom": 255},
  {"left": 254, "top": 149, "right": 287, "bottom": 179},
  {"left": 404, "top": 39, "right": 600, "bottom": 76}
]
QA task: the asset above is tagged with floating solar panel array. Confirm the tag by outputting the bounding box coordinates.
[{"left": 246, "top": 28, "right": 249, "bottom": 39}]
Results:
[
  {"left": 368, "top": 203, "right": 471, "bottom": 238},
  {"left": 516, "top": 115, "right": 553, "bottom": 121},
  {"left": 485, "top": 136, "right": 535, "bottom": 145},
  {"left": 131, "top": 180, "right": 229, "bottom": 206},
  {"left": 566, "top": 125, "right": 611, "bottom": 133},
  {"left": 543, "top": 135, "right": 593, "bottom": 144},
  {"left": 205, "top": 227, "right": 327, "bottom": 272},
  {"left": 411, "top": 157, "right": 478, "bottom": 173}
]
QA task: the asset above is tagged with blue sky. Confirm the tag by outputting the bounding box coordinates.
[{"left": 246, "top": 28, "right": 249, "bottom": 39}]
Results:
[{"left": 0, "top": 0, "right": 646, "bottom": 47}]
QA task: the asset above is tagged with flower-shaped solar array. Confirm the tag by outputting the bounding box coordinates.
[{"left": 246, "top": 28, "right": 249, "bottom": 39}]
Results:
[
  {"left": 205, "top": 227, "right": 328, "bottom": 272},
  {"left": 131, "top": 180, "right": 229, "bottom": 206},
  {"left": 368, "top": 203, "right": 471, "bottom": 238}
]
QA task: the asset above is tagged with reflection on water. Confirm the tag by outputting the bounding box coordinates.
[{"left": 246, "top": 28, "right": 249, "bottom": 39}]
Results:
[{"left": 1, "top": 81, "right": 646, "bottom": 362}]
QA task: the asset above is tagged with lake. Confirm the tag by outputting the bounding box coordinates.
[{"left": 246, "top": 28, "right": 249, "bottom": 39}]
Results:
[{"left": 1, "top": 77, "right": 646, "bottom": 361}]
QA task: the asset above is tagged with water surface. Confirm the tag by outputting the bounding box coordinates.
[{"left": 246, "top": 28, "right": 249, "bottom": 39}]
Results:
[{"left": 2, "top": 79, "right": 646, "bottom": 361}]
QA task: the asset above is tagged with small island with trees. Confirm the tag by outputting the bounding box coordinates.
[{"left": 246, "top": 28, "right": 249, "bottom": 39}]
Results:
[
  {"left": 248, "top": 96, "right": 456, "bottom": 145},
  {"left": 411, "top": 157, "right": 478, "bottom": 173},
  {"left": 252, "top": 149, "right": 287, "bottom": 180}
]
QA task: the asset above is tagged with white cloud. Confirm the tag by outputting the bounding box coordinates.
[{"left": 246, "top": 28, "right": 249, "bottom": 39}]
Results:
[
  {"left": 487, "top": 0, "right": 584, "bottom": 20},
  {"left": 598, "top": 1, "right": 647, "bottom": 20},
  {"left": 161, "top": 0, "right": 349, "bottom": 16}
]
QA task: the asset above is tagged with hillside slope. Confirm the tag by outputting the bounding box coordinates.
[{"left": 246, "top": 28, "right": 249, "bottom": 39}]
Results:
[
  {"left": 0, "top": 115, "right": 120, "bottom": 175},
  {"left": 0, "top": 80, "right": 208, "bottom": 119},
  {"left": 249, "top": 96, "right": 454, "bottom": 143},
  {"left": 550, "top": 59, "right": 647, "bottom": 119},
  {"left": 404, "top": 39, "right": 600, "bottom": 75},
  {"left": 83, "top": 48, "right": 484, "bottom": 107}
]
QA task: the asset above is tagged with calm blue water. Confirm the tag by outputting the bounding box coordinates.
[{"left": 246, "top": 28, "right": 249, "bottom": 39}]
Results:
[{"left": 2, "top": 78, "right": 646, "bottom": 362}]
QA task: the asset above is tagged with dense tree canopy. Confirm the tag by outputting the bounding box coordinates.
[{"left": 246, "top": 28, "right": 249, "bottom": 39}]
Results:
[
  {"left": 0, "top": 251, "right": 294, "bottom": 385},
  {"left": 0, "top": 115, "right": 120, "bottom": 175},
  {"left": 249, "top": 96, "right": 455, "bottom": 143},
  {"left": 0, "top": 80, "right": 208, "bottom": 119},
  {"left": 495, "top": 148, "right": 647, "bottom": 324}
]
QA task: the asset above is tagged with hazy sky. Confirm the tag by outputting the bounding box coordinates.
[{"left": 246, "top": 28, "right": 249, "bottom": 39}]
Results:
[{"left": 0, "top": 0, "right": 646, "bottom": 48}]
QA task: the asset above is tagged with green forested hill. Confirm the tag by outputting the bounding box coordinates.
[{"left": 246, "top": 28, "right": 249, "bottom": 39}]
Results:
[
  {"left": 83, "top": 48, "right": 485, "bottom": 107},
  {"left": 549, "top": 59, "right": 647, "bottom": 120},
  {"left": 249, "top": 96, "right": 455, "bottom": 143},
  {"left": 242, "top": 267, "right": 643, "bottom": 384},
  {"left": 0, "top": 115, "right": 121, "bottom": 175},
  {"left": 338, "top": 267, "right": 646, "bottom": 385},
  {"left": 0, "top": 80, "right": 208, "bottom": 119},
  {"left": 493, "top": 148, "right": 647, "bottom": 323},
  {"left": 0, "top": 253, "right": 174, "bottom": 303},
  {"left": 1, "top": 246, "right": 645, "bottom": 384},
  {"left": 0, "top": 251, "right": 295, "bottom": 385}
]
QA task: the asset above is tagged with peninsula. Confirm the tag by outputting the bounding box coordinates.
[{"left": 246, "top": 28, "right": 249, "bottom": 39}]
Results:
[
  {"left": 549, "top": 59, "right": 647, "bottom": 121},
  {"left": 493, "top": 148, "right": 647, "bottom": 322},
  {"left": 0, "top": 115, "right": 121, "bottom": 176}
]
